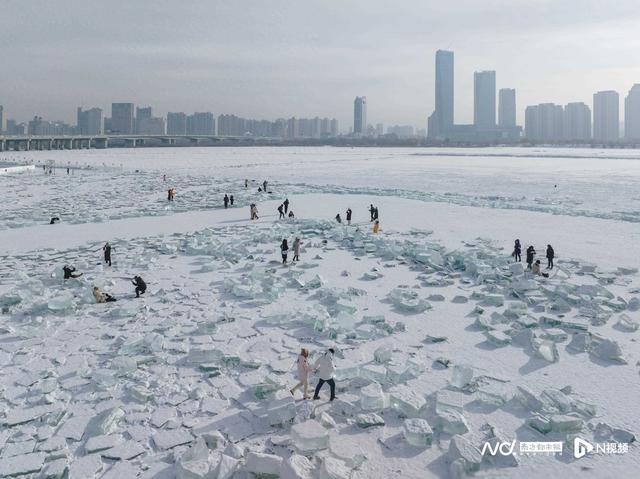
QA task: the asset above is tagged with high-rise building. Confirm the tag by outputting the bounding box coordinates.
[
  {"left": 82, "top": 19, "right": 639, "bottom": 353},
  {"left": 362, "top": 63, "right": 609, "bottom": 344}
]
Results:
[
  {"left": 111, "top": 103, "right": 134, "bottom": 134},
  {"left": 353, "top": 96, "right": 367, "bottom": 135},
  {"left": 593, "top": 90, "right": 619, "bottom": 142},
  {"left": 187, "top": 112, "right": 215, "bottom": 135},
  {"left": 167, "top": 112, "right": 187, "bottom": 135},
  {"left": 6, "top": 120, "right": 26, "bottom": 136},
  {"left": 498, "top": 89, "right": 516, "bottom": 128},
  {"left": 330, "top": 119, "right": 339, "bottom": 137},
  {"left": 136, "top": 106, "right": 152, "bottom": 120},
  {"left": 0, "top": 105, "right": 3, "bottom": 133},
  {"left": 624, "top": 84, "right": 640, "bottom": 140},
  {"left": 525, "top": 103, "right": 563, "bottom": 141},
  {"left": 564, "top": 102, "right": 591, "bottom": 141},
  {"left": 76, "top": 107, "right": 103, "bottom": 135},
  {"left": 427, "top": 50, "right": 454, "bottom": 139},
  {"left": 474, "top": 71, "right": 496, "bottom": 129}
]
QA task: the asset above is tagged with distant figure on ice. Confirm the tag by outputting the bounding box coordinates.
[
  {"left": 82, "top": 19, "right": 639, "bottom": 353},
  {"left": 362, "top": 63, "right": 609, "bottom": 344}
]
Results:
[
  {"left": 283, "top": 198, "right": 290, "bottom": 214},
  {"left": 163, "top": 174, "right": 166, "bottom": 182},
  {"left": 132, "top": 275, "right": 147, "bottom": 298},
  {"left": 369, "top": 204, "right": 375, "bottom": 221},
  {"left": 290, "top": 348, "right": 311, "bottom": 399},
  {"left": 258, "top": 187, "right": 262, "bottom": 193},
  {"left": 346, "top": 208, "right": 352, "bottom": 225},
  {"left": 512, "top": 239, "right": 522, "bottom": 262},
  {"left": 93, "top": 286, "right": 117, "bottom": 303},
  {"left": 103, "top": 242, "right": 113, "bottom": 267},
  {"left": 263, "top": 180, "right": 268, "bottom": 192},
  {"left": 293, "top": 237, "right": 301, "bottom": 261},
  {"left": 250, "top": 204, "right": 258, "bottom": 220},
  {"left": 526, "top": 245, "right": 536, "bottom": 270},
  {"left": 335, "top": 213, "right": 342, "bottom": 223},
  {"left": 167, "top": 188, "right": 176, "bottom": 201},
  {"left": 230, "top": 195, "right": 234, "bottom": 206},
  {"left": 373, "top": 207, "right": 379, "bottom": 220},
  {"left": 546, "top": 244, "right": 555, "bottom": 269},
  {"left": 224, "top": 194, "right": 229, "bottom": 208},
  {"left": 63, "top": 265, "right": 83, "bottom": 280},
  {"left": 288, "top": 210, "right": 295, "bottom": 218},
  {"left": 66, "top": 167, "right": 69, "bottom": 174},
  {"left": 278, "top": 204, "right": 285, "bottom": 219},
  {"left": 244, "top": 179, "right": 248, "bottom": 188},
  {"left": 313, "top": 348, "right": 336, "bottom": 401},
  {"left": 532, "top": 260, "right": 549, "bottom": 278},
  {"left": 280, "top": 239, "right": 289, "bottom": 264},
  {"left": 49, "top": 217, "right": 60, "bottom": 225},
  {"left": 373, "top": 220, "right": 380, "bottom": 234}
]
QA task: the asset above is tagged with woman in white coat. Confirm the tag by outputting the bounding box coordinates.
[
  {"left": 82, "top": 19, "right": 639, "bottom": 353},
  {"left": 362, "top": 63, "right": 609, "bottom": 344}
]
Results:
[{"left": 290, "top": 348, "right": 311, "bottom": 399}]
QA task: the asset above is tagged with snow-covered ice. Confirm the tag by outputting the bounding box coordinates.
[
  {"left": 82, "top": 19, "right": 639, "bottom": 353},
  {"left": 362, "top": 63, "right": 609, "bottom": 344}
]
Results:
[{"left": 0, "top": 146, "right": 639, "bottom": 478}]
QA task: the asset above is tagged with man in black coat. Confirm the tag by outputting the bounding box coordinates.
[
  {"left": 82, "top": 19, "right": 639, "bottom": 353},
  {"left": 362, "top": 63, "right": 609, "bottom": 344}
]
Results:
[{"left": 546, "top": 245, "right": 555, "bottom": 269}]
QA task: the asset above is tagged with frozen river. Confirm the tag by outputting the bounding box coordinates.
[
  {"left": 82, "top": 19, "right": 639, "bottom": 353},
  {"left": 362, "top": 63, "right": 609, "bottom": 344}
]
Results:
[{"left": 0, "top": 146, "right": 638, "bottom": 479}]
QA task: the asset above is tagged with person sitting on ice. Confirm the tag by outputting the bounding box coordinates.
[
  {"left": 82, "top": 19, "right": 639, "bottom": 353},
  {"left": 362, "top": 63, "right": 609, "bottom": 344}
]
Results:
[
  {"left": 312, "top": 348, "right": 336, "bottom": 401},
  {"left": 373, "top": 220, "right": 380, "bottom": 234},
  {"left": 288, "top": 210, "right": 295, "bottom": 218},
  {"left": 93, "top": 286, "right": 117, "bottom": 303},
  {"left": 63, "top": 265, "right": 83, "bottom": 280},
  {"left": 132, "top": 275, "right": 147, "bottom": 298},
  {"left": 532, "top": 260, "right": 549, "bottom": 278},
  {"left": 49, "top": 216, "right": 60, "bottom": 224},
  {"left": 335, "top": 213, "right": 342, "bottom": 223}
]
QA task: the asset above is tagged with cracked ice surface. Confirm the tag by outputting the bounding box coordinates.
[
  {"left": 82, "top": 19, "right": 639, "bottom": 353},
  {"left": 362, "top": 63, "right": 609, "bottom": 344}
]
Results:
[{"left": 0, "top": 148, "right": 639, "bottom": 478}]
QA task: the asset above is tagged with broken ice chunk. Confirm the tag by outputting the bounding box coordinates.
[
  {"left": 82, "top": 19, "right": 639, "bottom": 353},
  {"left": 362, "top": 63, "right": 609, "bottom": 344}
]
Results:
[
  {"left": 389, "top": 385, "right": 427, "bottom": 418},
  {"left": 280, "top": 454, "right": 315, "bottom": 479},
  {"left": 447, "top": 435, "right": 482, "bottom": 473},
  {"left": 291, "top": 420, "right": 329, "bottom": 452},
  {"left": 533, "top": 339, "right": 559, "bottom": 362},
  {"left": 152, "top": 429, "right": 194, "bottom": 450},
  {"left": 265, "top": 396, "right": 297, "bottom": 426},
  {"left": 360, "top": 382, "right": 388, "bottom": 411},
  {"left": 212, "top": 454, "right": 240, "bottom": 479},
  {"left": 435, "top": 410, "right": 469, "bottom": 435},
  {"left": 319, "top": 457, "right": 352, "bottom": 479},
  {"left": 484, "top": 330, "right": 511, "bottom": 347},
  {"left": 550, "top": 415, "right": 584, "bottom": 433},
  {"left": 589, "top": 334, "right": 626, "bottom": 363},
  {"left": 449, "top": 365, "right": 474, "bottom": 390},
  {"left": 526, "top": 415, "right": 551, "bottom": 434},
  {"left": 0, "top": 452, "right": 46, "bottom": 477},
  {"left": 355, "top": 413, "right": 385, "bottom": 428},
  {"left": 403, "top": 418, "right": 433, "bottom": 446},
  {"left": 373, "top": 345, "right": 392, "bottom": 364},
  {"left": 616, "top": 314, "right": 639, "bottom": 331},
  {"left": 101, "top": 440, "right": 145, "bottom": 460},
  {"left": 245, "top": 451, "right": 282, "bottom": 477}
]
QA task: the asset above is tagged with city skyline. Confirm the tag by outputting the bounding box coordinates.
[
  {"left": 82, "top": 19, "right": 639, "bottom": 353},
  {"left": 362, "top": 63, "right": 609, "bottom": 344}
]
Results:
[{"left": 2, "top": 1, "right": 640, "bottom": 129}]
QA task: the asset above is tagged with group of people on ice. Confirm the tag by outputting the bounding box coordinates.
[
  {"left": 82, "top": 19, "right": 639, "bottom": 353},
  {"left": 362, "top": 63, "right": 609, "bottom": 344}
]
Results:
[
  {"left": 277, "top": 198, "right": 293, "bottom": 219},
  {"left": 336, "top": 205, "right": 380, "bottom": 233},
  {"left": 280, "top": 237, "right": 301, "bottom": 264},
  {"left": 290, "top": 348, "right": 337, "bottom": 401},
  {"left": 62, "top": 241, "right": 147, "bottom": 304},
  {"left": 512, "top": 239, "right": 555, "bottom": 278}
]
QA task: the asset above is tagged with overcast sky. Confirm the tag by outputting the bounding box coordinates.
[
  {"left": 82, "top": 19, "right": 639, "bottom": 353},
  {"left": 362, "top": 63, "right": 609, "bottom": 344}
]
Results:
[{"left": 2, "top": 0, "right": 640, "bottom": 129}]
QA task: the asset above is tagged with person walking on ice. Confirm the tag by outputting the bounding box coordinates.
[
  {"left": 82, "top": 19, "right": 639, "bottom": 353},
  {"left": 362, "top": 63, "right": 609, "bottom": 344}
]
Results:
[
  {"left": 223, "top": 194, "right": 229, "bottom": 209},
  {"left": 313, "top": 348, "right": 336, "bottom": 401},
  {"left": 250, "top": 203, "right": 258, "bottom": 220},
  {"left": 278, "top": 204, "right": 285, "bottom": 219},
  {"left": 293, "top": 237, "right": 301, "bottom": 262},
  {"left": 244, "top": 179, "right": 248, "bottom": 188},
  {"left": 230, "top": 195, "right": 234, "bottom": 206},
  {"left": 369, "top": 204, "right": 375, "bottom": 221},
  {"left": 263, "top": 180, "right": 268, "bottom": 192},
  {"left": 373, "top": 220, "right": 380, "bottom": 234},
  {"left": 346, "top": 208, "right": 352, "bottom": 225},
  {"left": 546, "top": 244, "right": 555, "bottom": 269},
  {"left": 283, "top": 198, "right": 290, "bottom": 214},
  {"left": 280, "top": 239, "right": 289, "bottom": 264},
  {"left": 290, "top": 348, "right": 311, "bottom": 399},
  {"left": 103, "top": 242, "right": 113, "bottom": 267}
]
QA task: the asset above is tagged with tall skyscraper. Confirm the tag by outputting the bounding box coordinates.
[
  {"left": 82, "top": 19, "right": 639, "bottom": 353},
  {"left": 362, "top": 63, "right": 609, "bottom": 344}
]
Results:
[
  {"left": 498, "top": 88, "right": 516, "bottom": 128},
  {"left": 111, "top": 103, "right": 134, "bottom": 134},
  {"left": 167, "top": 112, "right": 187, "bottom": 135},
  {"left": 136, "top": 106, "right": 152, "bottom": 120},
  {"left": 564, "top": 102, "right": 591, "bottom": 141},
  {"left": 353, "top": 96, "right": 367, "bottom": 135},
  {"left": 624, "top": 84, "right": 640, "bottom": 140},
  {"left": 187, "top": 112, "right": 215, "bottom": 135},
  {"left": 76, "top": 107, "right": 103, "bottom": 135},
  {"left": 593, "top": 91, "right": 619, "bottom": 141},
  {"left": 427, "top": 50, "right": 454, "bottom": 139},
  {"left": 524, "top": 103, "right": 563, "bottom": 141},
  {"left": 474, "top": 71, "right": 496, "bottom": 129}
]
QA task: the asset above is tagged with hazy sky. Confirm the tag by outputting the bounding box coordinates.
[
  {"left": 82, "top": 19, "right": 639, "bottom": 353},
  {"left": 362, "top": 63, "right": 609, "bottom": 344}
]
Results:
[{"left": 2, "top": 0, "right": 640, "bottom": 129}]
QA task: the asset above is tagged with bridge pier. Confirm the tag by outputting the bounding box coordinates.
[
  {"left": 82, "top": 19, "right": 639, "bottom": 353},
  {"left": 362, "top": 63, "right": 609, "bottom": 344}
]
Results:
[{"left": 94, "top": 138, "right": 108, "bottom": 149}]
